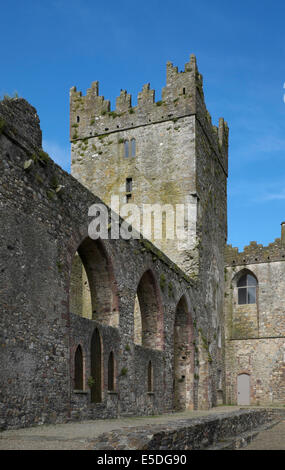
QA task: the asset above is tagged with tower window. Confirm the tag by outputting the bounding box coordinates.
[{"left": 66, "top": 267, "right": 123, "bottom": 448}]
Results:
[
  {"left": 124, "top": 141, "right": 129, "bottom": 158},
  {"left": 126, "top": 177, "right": 132, "bottom": 203},
  {"left": 131, "top": 138, "right": 136, "bottom": 157},
  {"left": 182, "top": 87, "right": 186, "bottom": 95},
  {"left": 126, "top": 177, "right": 132, "bottom": 193},
  {"left": 76, "top": 116, "right": 80, "bottom": 123},
  {"left": 237, "top": 273, "right": 257, "bottom": 304}
]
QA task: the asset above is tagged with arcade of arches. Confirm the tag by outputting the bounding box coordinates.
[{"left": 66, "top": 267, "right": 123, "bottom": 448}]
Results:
[{"left": 69, "top": 237, "right": 197, "bottom": 411}]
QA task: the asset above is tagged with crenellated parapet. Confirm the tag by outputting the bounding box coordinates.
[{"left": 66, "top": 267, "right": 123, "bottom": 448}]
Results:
[
  {"left": 225, "top": 225, "right": 285, "bottom": 265},
  {"left": 70, "top": 54, "right": 228, "bottom": 173},
  {"left": 137, "top": 83, "right": 155, "bottom": 109},
  {"left": 116, "top": 89, "right": 132, "bottom": 113}
]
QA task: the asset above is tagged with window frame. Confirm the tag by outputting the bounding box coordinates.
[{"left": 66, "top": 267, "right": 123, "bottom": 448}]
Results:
[
  {"left": 107, "top": 351, "right": 115, "bottom": 392},
  {"left": 74, "top": 344, "right": 84, "bottom": 391},
  {"left": 124, "top": 140, "right": 129, "bottom": 158},
  {"left": 131, "top": 138, "right": 136, "bottom": 157},
  {"left": 237, "top": 273, "right": 257, "bottom": 305}
]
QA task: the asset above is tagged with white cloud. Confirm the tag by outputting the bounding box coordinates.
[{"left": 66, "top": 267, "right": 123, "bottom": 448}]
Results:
[
  {"left": 258, "top": 189, "right": 285, "bottom": 201},
  {"left": 42, "top": 139, "right": 70, "bottom": 172}
]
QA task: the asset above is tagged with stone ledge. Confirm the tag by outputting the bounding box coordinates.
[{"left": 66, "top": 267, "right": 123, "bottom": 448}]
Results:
[
  {"left": 91, "top": 409, "right": 285, "bottom": 450},
  {"left": 207, "top": 418, "right": 282, "bottom": 450}
]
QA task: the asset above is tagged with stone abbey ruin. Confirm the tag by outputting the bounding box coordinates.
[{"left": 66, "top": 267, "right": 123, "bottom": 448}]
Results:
[{"left": 0, "top": 55, "right": 284, "bottom": 431}]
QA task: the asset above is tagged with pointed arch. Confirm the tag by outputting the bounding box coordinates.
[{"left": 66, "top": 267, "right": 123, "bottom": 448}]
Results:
[
  {"left": 74, "top": 344, "right": 84, "bottom": 390},
  {"left": 124, "top": 140, "right": 129, "bottom": 158},
  {"left": 233, "top": 267, "right": 258, "bottom": 287},
  {"left": 134, "top": 269, "right": 164, "bottom": 350},
  {"left": 233, "top": 268, "right": 258, "bottom": 305},
  {"left": 173, "top": 294, "right": 195, "bottom": 410},
  {"left": 69, "top": 237, "right": 119, "bottom": 327},
  {"left": 70, "top": 252, "right": 92, "bottom": 319},
  {"left": 131, "top": 138, "right": 136, "bottom": 157},
  {"left": 134, "top": 294, "right": 142, "bottom": 346}
]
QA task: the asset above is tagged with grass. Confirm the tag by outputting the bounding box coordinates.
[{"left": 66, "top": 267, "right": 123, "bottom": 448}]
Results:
[{"left": 1, "top": 91, "right": 19, "bottom": 100}]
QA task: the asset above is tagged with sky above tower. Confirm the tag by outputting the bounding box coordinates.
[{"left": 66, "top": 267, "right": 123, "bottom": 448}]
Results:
[{"left": 1, "top": 0, "right": 285, "bottom": 250}]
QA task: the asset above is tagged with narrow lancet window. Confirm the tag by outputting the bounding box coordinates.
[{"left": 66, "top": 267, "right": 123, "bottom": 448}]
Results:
[
  {"left": 74, "top": 345, "right": 83, "bottom": 390},
  {"left": 124, "top": 140, "right": 129, "bottom": 158},
  {"left": 147, "top": 361, "right": 153, "bottom": 392},
  {"left": 131, "top": 138, "right": 136, "bottom": 157},
  {"left": 126, "top": 177, "right": 132, "bottom": 193},
  {"left": 108, "top": 351, "right": 115, "bottom": 391}
]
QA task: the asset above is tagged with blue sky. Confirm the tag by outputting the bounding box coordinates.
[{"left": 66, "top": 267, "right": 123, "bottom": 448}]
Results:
[{"left": 1, "top": 0, "right": 285, "bottom": 250}]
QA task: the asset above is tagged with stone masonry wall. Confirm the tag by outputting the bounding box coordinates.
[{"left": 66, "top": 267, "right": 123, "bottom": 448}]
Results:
[
  {"left": 224, "top": 236, "right": 285, "bottom": 405},
  {"left": 0, "top": 97, "right": 221, "bottom": 430},
  {"left": 92, "top": 409, "right": 284, "bottom": 450}
]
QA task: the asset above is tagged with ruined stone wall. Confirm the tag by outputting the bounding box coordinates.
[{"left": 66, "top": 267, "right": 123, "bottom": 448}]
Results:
[
  {"left": 0, "top": 97, "right": 221, "bottom": 430},
  {"left": 92, "top": 409, "right": 285, "bottom": 450},
  {"left": 224, "top": 237, "right": 285, "bottom": 405},
  {"left": 194, "top": 99, "right": 228, "bottom": 409}
]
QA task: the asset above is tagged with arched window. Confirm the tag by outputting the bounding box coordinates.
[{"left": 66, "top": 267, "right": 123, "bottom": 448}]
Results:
[
  {"left": 108, "top": 351, "right": 115, "bottom": 391},
  {"left": 90, "top": 328, "right": 102, "bottom": 403},
  {"left": 237, "top": 273, "right": 257, "bottom": 304},
  {"left": 173, "top": 295, "right": 194, "bottom": 410},
  {"left": 134, "top": 294, "right": 142, "bottom": 345},
  {"left": 74, "top": 345, "right": 83, "bottom": 390},
  {"left": 134, "top": 270, "right": 164, "bottom": 350},
  {"left": 147, "top": 361, "right": 153, "bottom": 392},
  {"left": 217, "top": 326, "right": 222, "bottom": 348},
  {"left": 124, "top": 140, "right": 129, "bottom": 158},
  {"left": 125, "top": 177, "right": 133, "bottom": 203},
  {"left": 70, "top": 252, "right": 92, "bottom": 319},
  {"left": 131, "top": 138, "right": 136, "bottom": 157},
  {"left": 69, "top": 238, "right": 119, "bottom": 327}
]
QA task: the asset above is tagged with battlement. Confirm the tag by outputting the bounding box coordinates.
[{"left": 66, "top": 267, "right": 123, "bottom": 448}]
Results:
[
  {"left": 225, "top": 223, "right": 285, "bottom": 265},
  {"left": 70, "top": 54, "right": 228, "bottom": 173}
]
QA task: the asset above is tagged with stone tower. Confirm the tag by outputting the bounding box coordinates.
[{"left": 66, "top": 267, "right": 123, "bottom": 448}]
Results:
[
  {"left": 70, "top": 54, "right": 228, "bottom": 282},
  {"left": 70, "top": 56, "right": 229, "bottom": 407}
]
